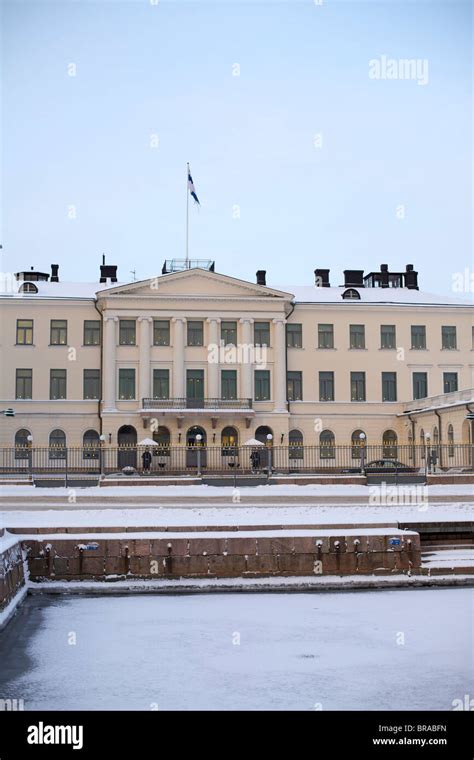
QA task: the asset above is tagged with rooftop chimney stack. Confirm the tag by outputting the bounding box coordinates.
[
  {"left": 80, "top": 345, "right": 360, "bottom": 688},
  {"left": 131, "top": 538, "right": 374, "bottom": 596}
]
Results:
[
  {"left": 256, "top": 270, "right": 266, "bottom": 286},
  {"left": 405, "top": 264, "right": 419, "bottom": 290},
  {"left": 50, "top": 264, "right": 59, "bottom": 282},
  {"left": 380, "top": 264, "right": 389, "bottom": 288},
  {"left": 343, "top": 270, "right": 364, "bottom": 288},
  {"left": 314, "top": 269, "right": 330, "bottom": 287},
  {"left": 99, "top": 255, "right": 118, "bottom": 283}
]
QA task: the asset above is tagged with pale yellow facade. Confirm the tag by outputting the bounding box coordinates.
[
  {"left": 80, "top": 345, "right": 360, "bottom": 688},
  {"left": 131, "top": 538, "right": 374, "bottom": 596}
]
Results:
[{"left": 0, "top": 265, "right": 473, "bottom": 450}]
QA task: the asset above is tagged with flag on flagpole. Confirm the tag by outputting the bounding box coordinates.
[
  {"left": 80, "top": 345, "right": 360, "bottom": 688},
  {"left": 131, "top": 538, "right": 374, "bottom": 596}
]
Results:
[{"left": 187, "top": 164, "right": 200, "bottom": 205}]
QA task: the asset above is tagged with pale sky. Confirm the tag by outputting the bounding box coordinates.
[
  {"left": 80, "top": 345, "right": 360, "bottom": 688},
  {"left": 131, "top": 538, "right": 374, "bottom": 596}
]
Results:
[{"left": 1, "top": 0, "right": 472, "bottom": 294}]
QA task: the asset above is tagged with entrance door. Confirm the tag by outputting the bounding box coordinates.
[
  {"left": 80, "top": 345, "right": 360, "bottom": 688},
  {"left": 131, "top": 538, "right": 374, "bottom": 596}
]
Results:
[
  {"left": 118, "top": 425, "right": 137, "bottom": 469},
  {"left": 186, "top": 426, "right": 207, "bottom": 468},
  {"left": 186, "top": 370, "right": 204, "bottom": 408}
]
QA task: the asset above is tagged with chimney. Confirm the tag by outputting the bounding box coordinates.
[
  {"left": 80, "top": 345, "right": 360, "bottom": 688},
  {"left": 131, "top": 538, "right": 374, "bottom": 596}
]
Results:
[
  {"left": 379, "top": 264, "right": 389, "bottom": 288},
  {"left": 256, "top": 270, "right": 266, "bottom": 286},
  {"left": 100, "top": 255, "right": 118, "bottom": 283},
  {"left": 314, "top": 269, "right": 330, "bottom": 287},
  {"left": 50, "top": 264, "right": 59, "bottom": 282},
  {"left": 405, "top": 264, "right": 419, "bottom": 290},
  {"left": 343, "top": 270, "right": 364, "bottom": 288}
]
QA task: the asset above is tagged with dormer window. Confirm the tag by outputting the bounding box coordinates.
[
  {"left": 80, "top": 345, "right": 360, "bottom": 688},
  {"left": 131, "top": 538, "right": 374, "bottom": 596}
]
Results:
[
  {"left": 19, "top": 282, "right": 38, "bottom": 293},
  {"left": 342, "top": 288, "right": 360, "bottom": 300}
]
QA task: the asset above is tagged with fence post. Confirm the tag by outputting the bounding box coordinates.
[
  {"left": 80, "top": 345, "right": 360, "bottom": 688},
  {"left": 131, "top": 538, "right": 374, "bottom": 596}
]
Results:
[{"left": 65, "top": 448, "right": 68, "bottom": 489}]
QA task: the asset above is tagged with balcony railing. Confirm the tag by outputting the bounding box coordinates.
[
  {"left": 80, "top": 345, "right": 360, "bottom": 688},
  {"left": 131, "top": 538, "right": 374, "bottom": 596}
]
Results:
[{"left": 142, "top": 397, "right": 253, "bottom": 410}]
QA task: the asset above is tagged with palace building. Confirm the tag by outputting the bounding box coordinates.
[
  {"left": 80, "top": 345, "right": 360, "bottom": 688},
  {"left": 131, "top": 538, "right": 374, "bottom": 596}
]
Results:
[{"left": 0, "top": 260, "right": 473, "bottom": 459}]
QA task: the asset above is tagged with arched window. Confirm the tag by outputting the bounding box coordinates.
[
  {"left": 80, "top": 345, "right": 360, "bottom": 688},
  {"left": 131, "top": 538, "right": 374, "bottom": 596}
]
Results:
[
  {"left": 18, "top": 282, "right": 38, "bottom": 293},
  {"left": 342, "top": 288, "right": 360, "bottom": 300},
  {"left": 382, "top": 430, "right": 398, "bottom": 459},
  {"left": 255, "top": 426, "right": 273, "bottom": 445},
  {"left": 153, "top": 426, "right": 171, "bottom": 456},
  {"left": 14, "top": 428, "right": 31, "bottom": 460},
  {"left": 289, "top": 429, "right": 304, "bottom": 460},
  {"left": 320, "top": 430, "right": 335, "bottom": 459},
  {"left": 83, "top": 429, "right": 100, "bottom": 460},
  {"left": 447, "top": 424, "right": 454, "bottom": 457},
  {"left": 351, "top": 429, "right": 366, "bottom": 459},
  {"left": 49, "top": 429, "right": 66, "bottom": 460},
  {"left": 221, "top": 426, "right": 238, "bottom": 456}
]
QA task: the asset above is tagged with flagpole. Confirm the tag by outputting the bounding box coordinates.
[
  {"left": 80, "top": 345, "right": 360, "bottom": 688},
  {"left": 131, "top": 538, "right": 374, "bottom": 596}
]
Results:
[{"left": 185, "top": 162, "right": 189, "bottom": 268}]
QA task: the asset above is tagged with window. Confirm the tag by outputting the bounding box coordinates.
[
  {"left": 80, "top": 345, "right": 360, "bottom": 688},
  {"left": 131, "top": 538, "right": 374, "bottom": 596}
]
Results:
[
  {"left": 153, "top": 369, "right": 170, "bottom": 399},
  {"left": 153, "top": 426, "right": 171, "bottom": 454},
  {"left": 351, "top": 430, "right": 366, "bottom": 459},
  {"left": 320, "top": 430, "right": 335, "bottom": 459},
  {"left": 49, "top": 429, "right": 66, "bottom": 459},
  {"left": 221, "top": 370, "right": 237, "bottom": 400},
  {"left": 287, "top": 371, "right": 302, "bottom": 401},
  {"left": 447, "top": 424, "right": 454, "bottom": 457},
  {"left": 254, "top": 321, "right": 270, "bottom": 346},
  {"left": 319, "top": 371, "right": 334, "bottom": 401},
  {"left": 318, "top": 324, "right": 334, "bottom": 349},
  {"left": 50, "top": 319, "right": 67, "bottom": 345},
  {"left": 83, "top": 369, "right": 100, "bottom": 399},
  {"left": 411, "top": 325, "right": 426, "bottom": 350},
  {"left": 254, "top": 370, "right": 270, "bottom": 401},
  {"left": 442, "top": 326, "right": 457, "bottom": 350},
  {"left": 153, "top": 320, "right": 170, "bottom": 346},
  {"left": 16, "top": 319, "right": 33, "bottom": 345},
  {"left": 382, "top": 430, "right": 398, "bottom": 459},
  {"left": 351, "top": 372, "right": 366, "bottom": 401},
  {"left": 286, "top": 323, "right": 302, "bottom": 348},
  {"left": 50, "top": 369, "right": 66, "bottom": 399},
  {"left": 15, "top": 369, "right": 32, "bottom": 399},
  {"left": 19, "top": 282, "right": 38, "bottom": 293},
  {"left": 443, "top": 372, "right": 458, "bottom": 393},
  {"left": 342, "top": 289, "right": 360, "bottom": 300},
  {"left": 382, "top": 372, "right": 397, "bottom": 402},
  {"left": 380, "top": 325, "right": 396, "bottom": 349},
  {"left": 83, "top": 429, "right": 100, "bottom": 460},
  {"left": 14, "top": 428, "right": 31, "bottom": 459},
  {"left": 289, "top": 429, "right": 304, "bottom": 460},
  {"left": 221, "top": 426, "right": 238, "bottom": 456},
  {"left": 119, "top": 368, "right": 136, "bottom": 399},
  {"left": 221, "top": 321, "right": 237, "bottom": 346},
  {"left": 119, "top": 319, "right": 136, "bottom": 345},
  {"left": 187, "top": 321, "right": 203, "bottom": 346},
  {"left": 83, "top": 320, "right": 101, "bottom": 346},
  {"left": 350, "top": 324, "right": 365, "bottom": 349},
  {"left": 413, "top": 372, "right": 428, "bottom": 400}
]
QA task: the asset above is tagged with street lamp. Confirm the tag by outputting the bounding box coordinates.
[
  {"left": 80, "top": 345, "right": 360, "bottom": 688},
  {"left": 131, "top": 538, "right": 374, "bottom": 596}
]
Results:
[
  {"left": 425, "top": 432, "right": 431, "bottom": 476},
  {"left": 266, "top": 433, "right": 273, "bottom": 478},
  {"left": 99, "top": 434, "right": 106, "bottom": 477},
  {"left": 26, "top": 435, "right": 33, "bottom": 479},
  {"left": 359, "top": 432, "right": 366, "bottom": 476},
  {"left": 195, "top": 433, "right": 202, "bottom": 477}
]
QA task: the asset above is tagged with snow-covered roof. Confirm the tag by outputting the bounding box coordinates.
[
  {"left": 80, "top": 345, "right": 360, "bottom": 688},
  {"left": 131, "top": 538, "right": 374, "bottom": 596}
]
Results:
[
  {"left": 283, "top": 286, "right": 473, "bottom": 307},
  {"left": 0, "top": 277, "right": 472, "bottom": 307}
]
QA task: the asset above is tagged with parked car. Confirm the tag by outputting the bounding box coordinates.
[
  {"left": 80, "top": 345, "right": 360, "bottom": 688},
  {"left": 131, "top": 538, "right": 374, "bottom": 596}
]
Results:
[{"left": 342, "top": 459, "right": 416, "bottom": 474}]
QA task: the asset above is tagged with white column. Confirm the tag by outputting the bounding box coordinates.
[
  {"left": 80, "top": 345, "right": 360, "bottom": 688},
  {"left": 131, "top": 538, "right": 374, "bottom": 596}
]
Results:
[
  {"left": 103, "top": 316, "right": 118, "bottom": 411},
  {"left": 207, "top": 317, "right": 220, "bottom": 399},
  {"left": 273, "top": 317, "right": 287, "bottom": 413},
  {"left": 138, "top": 317, "right": 152, "bottom": 405},
  {"left": 172, "top": 317, "right": 186, "bottom": 398},
  {"left": 239, "top": 318, "right": 254, "bottom": 401}
]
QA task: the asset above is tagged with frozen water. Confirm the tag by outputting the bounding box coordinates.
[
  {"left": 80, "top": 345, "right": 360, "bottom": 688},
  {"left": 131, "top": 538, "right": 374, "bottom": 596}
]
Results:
[{"left": 0, "top": 588, "right": 472, "bottom": 711}]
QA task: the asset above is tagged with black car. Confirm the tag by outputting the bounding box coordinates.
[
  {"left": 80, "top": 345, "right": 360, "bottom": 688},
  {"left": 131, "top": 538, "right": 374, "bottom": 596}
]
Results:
[{"left": 342, "top": 459, "right": 416, "bottom": 474}]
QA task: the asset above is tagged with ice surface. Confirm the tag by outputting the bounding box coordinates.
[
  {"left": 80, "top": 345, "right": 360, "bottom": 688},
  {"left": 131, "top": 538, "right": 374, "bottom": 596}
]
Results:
[{"left": 0, "top": 589, "right": 471, "bottom": 711}]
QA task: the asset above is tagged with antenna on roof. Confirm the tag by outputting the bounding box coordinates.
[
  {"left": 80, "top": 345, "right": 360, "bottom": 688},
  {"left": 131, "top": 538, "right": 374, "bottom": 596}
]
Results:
[
  {"left": 102, "top": 254, "right": 106, "bottom": 265},
  {"left": 130, "top": 269, "right": 136, "bottom": 281}
]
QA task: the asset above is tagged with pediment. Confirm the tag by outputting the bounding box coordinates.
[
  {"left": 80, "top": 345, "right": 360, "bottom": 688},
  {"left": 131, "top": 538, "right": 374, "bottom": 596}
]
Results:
[{"left": 97, "top": 268, "right": 293, "bottom": 301}]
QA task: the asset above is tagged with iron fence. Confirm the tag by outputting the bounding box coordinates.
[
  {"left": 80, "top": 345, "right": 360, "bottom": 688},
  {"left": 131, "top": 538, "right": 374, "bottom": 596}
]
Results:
[{"left": 0, "top": 443, "right": 472, "bottom": 477}]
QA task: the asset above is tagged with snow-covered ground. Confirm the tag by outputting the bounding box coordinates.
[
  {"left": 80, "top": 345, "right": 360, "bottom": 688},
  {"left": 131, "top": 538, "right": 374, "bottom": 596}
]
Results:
[
  {"left": 0, "top": 502, "right": 472, "bottom": 529},
  {"left": 0, "top": 589, "right": 471, "bottom": 710}
]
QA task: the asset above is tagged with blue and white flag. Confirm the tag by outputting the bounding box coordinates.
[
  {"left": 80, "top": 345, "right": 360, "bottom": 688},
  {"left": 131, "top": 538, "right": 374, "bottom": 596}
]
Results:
[{"left": 187, "top": 164, "right": 200, "bottom": 205}]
